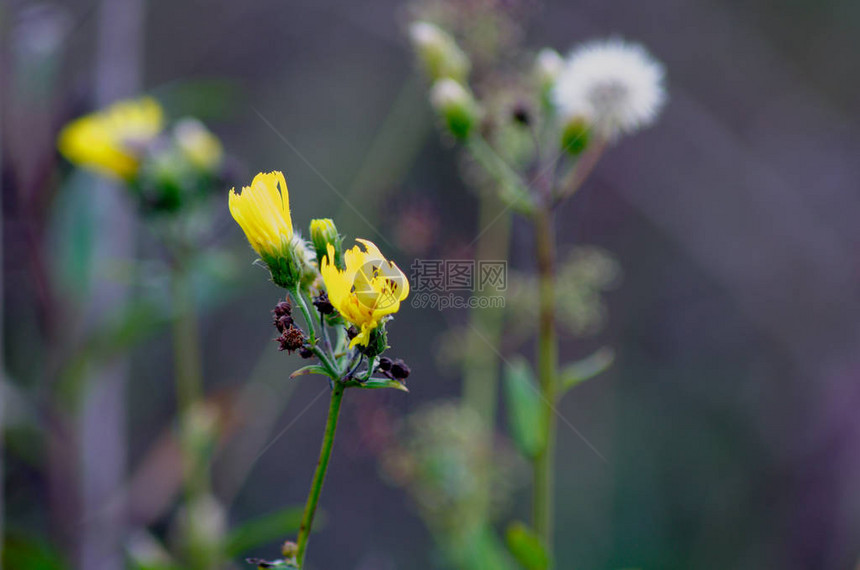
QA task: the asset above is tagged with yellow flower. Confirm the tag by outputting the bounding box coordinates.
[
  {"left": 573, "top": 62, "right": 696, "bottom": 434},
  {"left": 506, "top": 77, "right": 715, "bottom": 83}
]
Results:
[
  {"left": 230, "top": 171, "right": 309, "bottom": 289},
  {"left": 229, "top": 171, "right": 293, "bottom": 255},
  {"left": 321, "top": 239, "right": 409, "bottom": 347},
  {"left": 57, "top": 96, "right": 164, "bottom": 180}
]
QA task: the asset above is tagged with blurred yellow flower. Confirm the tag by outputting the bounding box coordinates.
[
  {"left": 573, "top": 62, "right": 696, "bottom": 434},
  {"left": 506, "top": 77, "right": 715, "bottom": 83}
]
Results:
[
  {"left": 321, "top": 239, "right": 409, "bottom": 347},
  {"left": 228, "top": 171, "right": 293, "bottom": 259},
  {"left": 57, "top": 96, "right": 164, "bottom": 180},
  {"left": 174, "top": 118, "right": 223, "bottom": 172}
]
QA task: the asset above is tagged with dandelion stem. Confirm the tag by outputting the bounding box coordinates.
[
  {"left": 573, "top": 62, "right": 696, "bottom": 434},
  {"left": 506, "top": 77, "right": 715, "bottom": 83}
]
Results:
[
  {"left": 554, "top": 139, "right": 607, "bottom": 204},
  {"left": 533, "top": 205, "right": 557, "bottom": 555},
  {"left": 295, "top": 381, "right": 345, "bottom": 567}
]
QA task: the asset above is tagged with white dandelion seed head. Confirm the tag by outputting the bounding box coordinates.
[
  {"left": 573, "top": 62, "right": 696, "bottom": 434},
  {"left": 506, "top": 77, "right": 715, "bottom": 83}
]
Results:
[{"left": 552, "top": 38, "right": 667, "bottom": 139}]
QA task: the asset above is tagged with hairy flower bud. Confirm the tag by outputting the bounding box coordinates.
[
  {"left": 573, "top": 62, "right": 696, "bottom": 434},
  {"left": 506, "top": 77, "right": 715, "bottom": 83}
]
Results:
[
  {"left": 430, "top": 79, "right": 478, "bottom": 140},
  {"left": 534, "top": 48, "right": 564, "bottom": 94},
  {"left": 409, "top": 21, "right": 470, "bottom": 82},
  {"left": 309, "top": 218, "right": 344, "bottom": 269}
]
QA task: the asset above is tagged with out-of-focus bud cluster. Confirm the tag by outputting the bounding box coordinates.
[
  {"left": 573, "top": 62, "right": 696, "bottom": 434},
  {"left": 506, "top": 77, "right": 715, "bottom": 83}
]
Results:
[
  {"left": 380, "top": 402, "right": 524, "bottom": 563},
  {"left": 407, "top": 0, "right": 529, "bottom": 66},
  {"left": 172, "top": 493, "right": 227, "bottom": 569},
  {"left": 409, "top": 21, "right": 479, "bottom": 141},
  {"left": 57, "top": 97, "right": 228, "bottom": 215},
  {"left": 408, "top": 4, "right": 667, "bottom": 162},
  {"left": 506, "top": 247, "right": 621, "bottom": 341}
]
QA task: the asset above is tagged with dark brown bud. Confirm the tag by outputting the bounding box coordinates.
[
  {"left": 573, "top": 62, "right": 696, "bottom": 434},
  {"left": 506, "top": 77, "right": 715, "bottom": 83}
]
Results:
[
  {"left": 346, "top": 325, "right": 359, "bottom": 341},
  {"left": 276, "top": 326, "right": 305, "bottom": 353},
  {"left": 312, "top": 291, "right": 335, "bottom": 315},
  {"left": 298, "top": 346, "right": 314, "bottom": 359},
  {"left": 273, "top": 300, "right": 292, "bottom": 318},
  {"left": 512, "top": 102, "right": 531, "bottom": 126},
  {"left": 377, "top": 356, "right": 392, "bottom": 372},
  {"left": 274, "top": 314, "right": 294, "bottom": 333},
  {"left": 390, "top": 359, "right": 411, "bottom": 380}
]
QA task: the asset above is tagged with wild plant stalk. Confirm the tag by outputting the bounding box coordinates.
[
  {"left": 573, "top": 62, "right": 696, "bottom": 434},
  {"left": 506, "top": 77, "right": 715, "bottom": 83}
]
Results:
[
  {"left": 532, "top": 205, "right": 557, "bottom": 543},
  {"left": 462, "top": 191, "right": 511, "bottom": 423},
  {"left": 295, "top": 381, "right": 344, "bottom": 566},
  {"left": 170, "top": 245, "right": 206, "bottom": 499},
  {"left": 167, "top": 226, "right": 216, "bottom": 570},
  {"left": 467, "top": 130, "right": 607, "bottom": 558},
  {"left": 458, "top": 191, "right": 512, "bottom": 557}
]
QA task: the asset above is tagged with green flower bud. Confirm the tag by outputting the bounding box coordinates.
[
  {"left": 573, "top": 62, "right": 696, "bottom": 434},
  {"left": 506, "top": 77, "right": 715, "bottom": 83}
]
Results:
[
  {"left": 534, "top": 48, "right": 564, "bottom": 94},
  {"left": 560, "top": 116, "right": 591, "bottom": 155},
  {"left": 310, "top": 218, "right": 344, "bottom": 269},
  {"left": 430, "top": 79, "right": 478, "bottom": 140},
  {"left": 409, "top": 21, "right": 470, "bottom": 82}
]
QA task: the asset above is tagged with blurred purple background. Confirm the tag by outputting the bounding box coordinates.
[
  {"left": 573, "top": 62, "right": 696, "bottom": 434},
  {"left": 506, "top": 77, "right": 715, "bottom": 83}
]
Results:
[{"left": 3, "top": 0, "right": 860, "bottom": 568}]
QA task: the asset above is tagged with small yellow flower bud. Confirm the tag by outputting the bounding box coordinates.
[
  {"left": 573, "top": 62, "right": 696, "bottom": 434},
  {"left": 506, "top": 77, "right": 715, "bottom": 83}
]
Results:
[
  {"left": 409, "top": 21, "right": 470, "bottom": 82},
  {"left": 309, "top": 218, "right": 344, "bottom": 269},
  {"left": 430, "top": 79, "right": 478, "bottom": 140}
]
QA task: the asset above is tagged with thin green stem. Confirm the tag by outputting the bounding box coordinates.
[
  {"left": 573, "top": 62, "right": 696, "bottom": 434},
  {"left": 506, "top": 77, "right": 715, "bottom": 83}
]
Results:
[
  {"left": 462, "top": 191, "right": 511, "bottom": 425},
  {"left": 307, "top": 345, "right": 339, "bottom": 378},
  {"left": 466, "top": 136, "right": 535, "bottom": 214},
  {"left": 553, "top": 139, "right": 607, "bottom": 205},
  {"left": 291, "top": 286, "right": 317, "bottom": 343},
  {"left": 295, "top": 381, "right": 345, "bottom": 567},
  {"left": 532, "top": 206, "right": 557, "bottom": 556},
  {"left": 171, "top": 255, "right": 206, "bottom": 498}
]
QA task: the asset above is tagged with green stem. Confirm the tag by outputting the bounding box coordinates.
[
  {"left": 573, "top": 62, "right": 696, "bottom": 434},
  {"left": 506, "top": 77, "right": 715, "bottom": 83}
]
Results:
[
  {"left": 296, "top": 382, "right": 345, "bottom": 567},
  {"left": 171, "top": 255, "right": 206, "bottom": 498},
  {"left": 553, "top": 139, "right": 607, "bottom": 205},
  {"left": 291, "top": 286, "right": 317, "bottom": 343},
  {"left": 462, "top": 191, "right": 511, "bottom": 425},
  {"left": 533, "top": 206, "right": 557, "bottom": 556},
  {"left": 466, "top": 136, "right": 534, "bottom": 214}
]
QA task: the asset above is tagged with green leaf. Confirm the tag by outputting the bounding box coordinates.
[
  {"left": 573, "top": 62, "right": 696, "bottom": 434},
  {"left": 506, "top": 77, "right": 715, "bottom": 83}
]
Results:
[
  {"left": 503, "top": 357, "right": 544, "bottom": 458},
  {"left": 505, "top": 522, "right": 549, "bottom": 570},
  {"left": 244, "top": 558, "right": 297, "bottom": 569},
  {"left": 3, "top": 531, "right": 69, "bottom": 570},
  {"left": 224, "top": 507, "right": 305, "bottom": 557},
  {"left": 290, "top": 365, "right": 329, "bottom": 379},
  {"left": 350, "top": 377, "right": 409, "bottom": 392},
  {"left": 560, "top": 347, "right": 614, "bottom": 393}
]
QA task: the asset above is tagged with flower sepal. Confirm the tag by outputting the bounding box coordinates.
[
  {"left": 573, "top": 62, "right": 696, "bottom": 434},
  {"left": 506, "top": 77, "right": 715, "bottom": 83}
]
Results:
[{"left": 359, "top": 323, "right": 389, "bottom": 359}]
